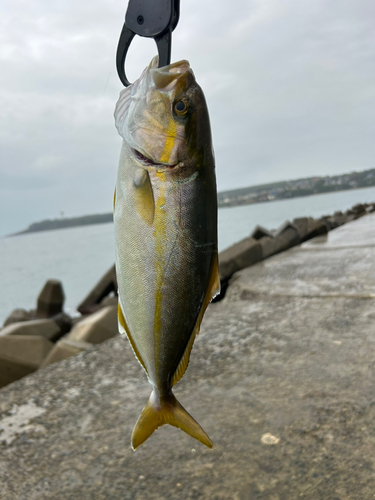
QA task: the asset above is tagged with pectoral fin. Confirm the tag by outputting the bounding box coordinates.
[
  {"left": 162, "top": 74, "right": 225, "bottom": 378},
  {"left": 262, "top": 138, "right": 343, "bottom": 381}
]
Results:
[{"left": 132, "top": 169, "right": 155, "bottom": 226}]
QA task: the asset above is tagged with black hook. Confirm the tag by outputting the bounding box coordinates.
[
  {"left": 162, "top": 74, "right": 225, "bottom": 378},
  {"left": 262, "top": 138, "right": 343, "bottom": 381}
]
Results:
[{"left": 116, "top": 0, "right": 180, "bottom": 87}]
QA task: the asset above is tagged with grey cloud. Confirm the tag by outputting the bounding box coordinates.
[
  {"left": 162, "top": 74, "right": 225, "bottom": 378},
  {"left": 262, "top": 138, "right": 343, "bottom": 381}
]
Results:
[{"left": 0, "top": 0, "right": 374, "bottom": 235}]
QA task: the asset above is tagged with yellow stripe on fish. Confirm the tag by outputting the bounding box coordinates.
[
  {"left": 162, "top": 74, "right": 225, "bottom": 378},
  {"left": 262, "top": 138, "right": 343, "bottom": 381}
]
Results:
[{"left": 153, "top": 170, "right": 167, "bottom": 372}]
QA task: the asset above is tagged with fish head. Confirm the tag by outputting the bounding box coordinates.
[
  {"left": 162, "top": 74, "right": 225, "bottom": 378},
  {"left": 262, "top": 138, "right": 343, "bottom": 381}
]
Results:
[{"left": 115, "top": 57, "right": 213, "bottom": 171}]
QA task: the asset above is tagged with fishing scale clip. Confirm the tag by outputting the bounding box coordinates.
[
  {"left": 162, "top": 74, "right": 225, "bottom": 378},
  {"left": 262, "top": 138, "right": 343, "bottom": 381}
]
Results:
[{"left": 116, "top": 0, "right": 180, "bottom": 87}]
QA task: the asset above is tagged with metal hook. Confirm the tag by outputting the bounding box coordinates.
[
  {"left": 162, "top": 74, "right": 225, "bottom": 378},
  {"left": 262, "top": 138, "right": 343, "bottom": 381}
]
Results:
[{"left": 116, "top": 0, "right": 180, "bottom": 87}]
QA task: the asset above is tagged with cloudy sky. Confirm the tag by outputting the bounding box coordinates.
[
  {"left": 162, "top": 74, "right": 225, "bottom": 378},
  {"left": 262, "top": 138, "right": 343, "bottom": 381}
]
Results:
[{"left": 0, "top": 0, "right": 374, "bottom": 235}]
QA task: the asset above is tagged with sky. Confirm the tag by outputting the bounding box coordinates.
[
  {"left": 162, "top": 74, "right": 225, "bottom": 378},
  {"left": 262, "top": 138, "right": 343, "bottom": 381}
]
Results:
[{"left": 0, "top": 0, "right": 374, "bottom": 235}]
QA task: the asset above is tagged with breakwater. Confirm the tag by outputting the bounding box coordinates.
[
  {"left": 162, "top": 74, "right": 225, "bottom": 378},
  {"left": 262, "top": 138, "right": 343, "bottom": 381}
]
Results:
[{"left": 0, "top": 201, "right": 374, "bottom": 390}]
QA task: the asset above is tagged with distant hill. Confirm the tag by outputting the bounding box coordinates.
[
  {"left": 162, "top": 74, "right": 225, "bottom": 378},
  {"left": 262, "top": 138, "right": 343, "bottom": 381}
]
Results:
[
  {"left": 218, "top": 168, "right": 375, "bottom": 207},
  {"left": 11, "top": 167, "right": 375, "bottom": 236},
  {"left": 12, "top": 213, "right": 113, "bottom": 236}
]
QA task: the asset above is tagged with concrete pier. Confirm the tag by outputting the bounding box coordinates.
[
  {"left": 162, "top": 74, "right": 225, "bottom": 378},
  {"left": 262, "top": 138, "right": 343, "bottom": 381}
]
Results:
[{"left": 1, "top": 214, "right": 374, "bottom": 499}]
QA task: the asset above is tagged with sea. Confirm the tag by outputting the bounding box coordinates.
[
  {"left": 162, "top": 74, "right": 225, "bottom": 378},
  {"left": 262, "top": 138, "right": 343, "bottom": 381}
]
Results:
[{"left": 1, "top": 186, "right": 375, "bottom": 324}]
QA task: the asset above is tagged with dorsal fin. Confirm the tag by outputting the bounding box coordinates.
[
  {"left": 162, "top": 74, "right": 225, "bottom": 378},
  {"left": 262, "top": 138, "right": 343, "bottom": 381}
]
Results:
[{"left": 171, "top": 253, "right": 220, "bottom": 387}]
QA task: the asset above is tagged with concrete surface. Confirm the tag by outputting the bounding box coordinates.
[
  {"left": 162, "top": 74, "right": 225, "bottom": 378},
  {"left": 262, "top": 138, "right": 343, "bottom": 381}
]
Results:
[{"left": 0, "top": 214, "right": 375, "bottom": 499}]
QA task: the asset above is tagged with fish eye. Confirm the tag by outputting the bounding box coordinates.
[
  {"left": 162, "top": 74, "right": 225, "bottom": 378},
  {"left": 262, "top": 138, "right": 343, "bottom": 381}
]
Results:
[{"left": 174, "top": 99, "right": 189, "bottom": 116}]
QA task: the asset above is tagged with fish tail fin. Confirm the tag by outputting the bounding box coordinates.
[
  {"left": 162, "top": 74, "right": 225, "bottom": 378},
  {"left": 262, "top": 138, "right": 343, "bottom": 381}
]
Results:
[{"left": 131, "top": 390, "right": 213, "bottom": 450}]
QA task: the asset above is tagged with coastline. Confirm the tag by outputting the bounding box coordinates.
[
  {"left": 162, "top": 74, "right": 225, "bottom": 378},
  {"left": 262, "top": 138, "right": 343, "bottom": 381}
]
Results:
[{"left": 9, "top": 180, "right": 375, "bottom": 238}]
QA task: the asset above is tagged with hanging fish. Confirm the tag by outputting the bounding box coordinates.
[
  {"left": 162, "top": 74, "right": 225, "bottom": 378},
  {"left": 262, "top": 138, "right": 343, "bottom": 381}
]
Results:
[{"left": 113, "top": 57, "right": 219, "bottom": 450}]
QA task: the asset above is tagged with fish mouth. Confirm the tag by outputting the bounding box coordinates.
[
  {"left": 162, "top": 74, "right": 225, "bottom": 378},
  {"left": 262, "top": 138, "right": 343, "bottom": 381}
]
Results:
[{"left": 133, "top": 148, "right": 179, "bottom": 170}]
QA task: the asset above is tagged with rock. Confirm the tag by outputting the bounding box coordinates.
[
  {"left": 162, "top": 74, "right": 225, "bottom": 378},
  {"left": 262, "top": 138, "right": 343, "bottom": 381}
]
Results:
[
  {"left": 258, "top": 236, "right": 280, "bottom": 259},
  {"left": 328, "top": 217, "right": 340, "bottom": 229},
  {"left": 320, "top": 216, "right": 332, "bottom": 231},
  {"left": 3, "top": 309, "right": 31, "bottom": 327},
  {"left": 0, "top": 319, "right": 62, "bottom": 342},
  {"left": 293, "top": 217, "right": 328, "bottom": 242},
  {"left": 310, "top": 219, "right": 329, "bottom": 238},
  {"left": 274, "top": 220, "right": 297, "bottom": 237},
  {"left": 345, "top": 207, "right": 366, "bottom": 220},
  {"left": 219, "top": 238, "right": 262, "bottom": 281},
  {"left": 345, "top": 210, "right": 358, "bottom": 222},
  {"left": 310, "top": 219, "right": 329, "bottom": 235},
  {"left": 77, "top": 265, "right": 117, "bottom": 315},
  {"left": 220, "top": 221, "right": 305, "bottom": 278},
  {"left": 331, "top": 212, "right": 347, "bottom": 226},
  {"left": 366, "top": 204, "right": 375, "bottom": 213},
  {"left": 71, "top": 314, "right": 89, "bottom": 326},
  {"left": 273, "top": 230, "right": 299, "bottom": 253},
  {"left": 250, "top": 225, "right": 274, "bottom": 240},
  {"left": 37, "top": 280, "right": 65, "bottom": 318},
  {"left": 292, "top": 217, "right": 314, "bottom": 240},
  {"left": 321, "top": 215, "right": 339, "bottom": 230},
  {"left": 51, "top": 312, "right": 72, "bottom": 336},
  {"left": 41, "top": 339, "right": 91, "bottom": 368},
  {"left": 28, "top": 309, "right": 37, "bottom": 319},
  {"left": 272, "top": 221, "right": 300, "bottom": 251},
  {"left": 67, "top": 306, "right": 118, "bottom": 345},
  {"left": 100, "top": 295, "right": 118, "bottom": 308},
  {"left": 321, "top": 214, "right": 345, "bottom": 231},
  {"left": 0, "top": 336, "right": 53, "bottom": 388},
  {"left": 261, "top": 433, "right": 280, "bottom": 445},
  {"left": 351, "top": 203, "right": 366, "bottom": 215}
]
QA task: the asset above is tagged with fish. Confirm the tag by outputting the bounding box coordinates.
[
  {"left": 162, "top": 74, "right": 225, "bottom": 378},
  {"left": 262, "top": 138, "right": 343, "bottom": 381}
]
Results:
[{"left": 113, "top": 56, "right": 219, "bottom": 450}]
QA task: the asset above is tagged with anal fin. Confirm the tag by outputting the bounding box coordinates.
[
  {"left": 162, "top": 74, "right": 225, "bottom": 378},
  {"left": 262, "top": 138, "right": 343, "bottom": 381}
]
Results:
[
  {"left": 118, "top": 303, "right": 148, "bottom": 374},
  {"left": 171, "top": 253, "right": 220, "bottom": 387}
]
